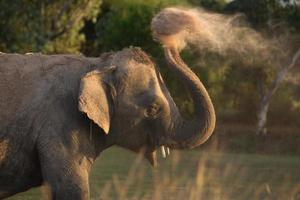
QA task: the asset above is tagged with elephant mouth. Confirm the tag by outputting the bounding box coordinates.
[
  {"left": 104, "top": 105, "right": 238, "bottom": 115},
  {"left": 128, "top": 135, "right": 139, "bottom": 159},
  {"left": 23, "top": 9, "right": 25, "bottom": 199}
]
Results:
[{"left": 144, "top": 145, "right": 171, "bottom": 167}]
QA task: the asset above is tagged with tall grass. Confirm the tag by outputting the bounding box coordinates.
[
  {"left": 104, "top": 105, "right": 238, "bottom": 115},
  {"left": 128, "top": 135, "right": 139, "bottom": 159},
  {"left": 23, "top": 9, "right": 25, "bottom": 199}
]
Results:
[
  {"left": 7, "top": 148, "right": 300, "bottom": 200},
  {"left": 90, "top": 148, "right": 300, "bottom": 200}
]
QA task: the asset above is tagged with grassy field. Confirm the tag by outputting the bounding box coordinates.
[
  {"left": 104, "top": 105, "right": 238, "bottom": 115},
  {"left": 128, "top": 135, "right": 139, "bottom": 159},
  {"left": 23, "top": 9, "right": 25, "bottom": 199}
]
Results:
[{"left": 7, "top": 147, "right": 300, "bottom": 200}]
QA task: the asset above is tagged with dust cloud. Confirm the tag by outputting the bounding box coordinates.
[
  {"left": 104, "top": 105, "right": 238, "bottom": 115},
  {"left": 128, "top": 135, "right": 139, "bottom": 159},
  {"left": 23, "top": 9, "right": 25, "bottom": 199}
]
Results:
[{"left": 151, "top": 7, "right": 274, "bottom": 56}]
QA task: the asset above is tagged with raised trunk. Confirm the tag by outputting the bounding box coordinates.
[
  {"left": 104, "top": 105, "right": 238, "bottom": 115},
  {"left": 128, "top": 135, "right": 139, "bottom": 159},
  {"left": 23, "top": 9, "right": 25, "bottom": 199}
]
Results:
[{"left": 164, "top": 48, "right": 216, "bottom": 149}]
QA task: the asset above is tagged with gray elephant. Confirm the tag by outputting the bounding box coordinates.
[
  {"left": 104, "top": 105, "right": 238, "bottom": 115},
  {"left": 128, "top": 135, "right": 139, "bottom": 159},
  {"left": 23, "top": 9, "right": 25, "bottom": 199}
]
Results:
[{"left": 0, "top": 43, "right": 215, "bottom": 199}]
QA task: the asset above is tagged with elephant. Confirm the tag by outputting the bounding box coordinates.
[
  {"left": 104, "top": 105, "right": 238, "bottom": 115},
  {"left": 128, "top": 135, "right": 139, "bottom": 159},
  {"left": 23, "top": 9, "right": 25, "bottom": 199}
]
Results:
[{"left": 0, "top": 44, "right": 215, "bottom": 199}]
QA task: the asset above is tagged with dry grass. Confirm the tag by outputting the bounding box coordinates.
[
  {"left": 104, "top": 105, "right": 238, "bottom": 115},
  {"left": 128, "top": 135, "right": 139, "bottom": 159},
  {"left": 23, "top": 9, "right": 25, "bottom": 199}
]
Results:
[
  {"left": 90, "top": 148, "right": 300, "bottom": 200},
  {"left": 8, "top": 147, "right": 300, "bottom": 200}
]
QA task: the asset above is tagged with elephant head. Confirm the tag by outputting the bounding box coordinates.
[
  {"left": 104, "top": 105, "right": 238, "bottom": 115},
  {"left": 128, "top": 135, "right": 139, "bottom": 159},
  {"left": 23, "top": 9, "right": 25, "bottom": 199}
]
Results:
[{"left": 78, "top": 45, "right": 215, "bottom": 166}]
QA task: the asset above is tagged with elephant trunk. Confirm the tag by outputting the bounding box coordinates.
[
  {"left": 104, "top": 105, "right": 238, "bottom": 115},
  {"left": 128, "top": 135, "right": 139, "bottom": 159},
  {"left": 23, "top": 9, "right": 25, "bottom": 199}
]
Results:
[{"left": 164, "top": 47, "right": 216, "bottom": 149}]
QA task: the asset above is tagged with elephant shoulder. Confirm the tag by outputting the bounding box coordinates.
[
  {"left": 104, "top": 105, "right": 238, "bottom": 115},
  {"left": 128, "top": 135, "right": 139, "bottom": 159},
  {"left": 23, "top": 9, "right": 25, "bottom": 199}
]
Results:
[{"left": 0, "top": 54, "right": 89, "bottom": 129}]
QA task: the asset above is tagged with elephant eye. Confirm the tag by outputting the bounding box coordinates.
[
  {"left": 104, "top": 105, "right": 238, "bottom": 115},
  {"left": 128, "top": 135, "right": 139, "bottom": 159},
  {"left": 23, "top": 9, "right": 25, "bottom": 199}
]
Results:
[{"left": 145, "top": 104, "right": 161, "bottom": 118}]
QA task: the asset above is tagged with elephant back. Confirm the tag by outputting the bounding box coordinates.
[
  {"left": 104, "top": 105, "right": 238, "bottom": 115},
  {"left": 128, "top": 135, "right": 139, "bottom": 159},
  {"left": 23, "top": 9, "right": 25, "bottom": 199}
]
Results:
[{"left": 0, "top": 53, "right": 100, "bottom": 130}]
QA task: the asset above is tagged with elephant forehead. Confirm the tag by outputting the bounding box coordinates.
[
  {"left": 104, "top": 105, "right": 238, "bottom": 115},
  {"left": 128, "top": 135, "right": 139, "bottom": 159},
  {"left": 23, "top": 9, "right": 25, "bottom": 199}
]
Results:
[
  {"left": 125, "top": 63, "right": 161, "bottom": 92},
  {"left": 113, "top": 47, "right": 154, "bottom": 66}
]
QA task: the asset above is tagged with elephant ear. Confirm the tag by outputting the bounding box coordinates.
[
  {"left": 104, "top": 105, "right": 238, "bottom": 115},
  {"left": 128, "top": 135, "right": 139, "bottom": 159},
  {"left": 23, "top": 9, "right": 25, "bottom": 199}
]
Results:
[{"left": 78, "top": 67, "right": 115, "bottom": 134}]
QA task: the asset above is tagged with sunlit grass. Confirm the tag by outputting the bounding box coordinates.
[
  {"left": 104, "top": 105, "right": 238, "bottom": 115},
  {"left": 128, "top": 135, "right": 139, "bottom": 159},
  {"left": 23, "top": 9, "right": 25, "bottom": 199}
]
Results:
[{"left": 8, "top": 147, "right": 300, "bottom": 200}]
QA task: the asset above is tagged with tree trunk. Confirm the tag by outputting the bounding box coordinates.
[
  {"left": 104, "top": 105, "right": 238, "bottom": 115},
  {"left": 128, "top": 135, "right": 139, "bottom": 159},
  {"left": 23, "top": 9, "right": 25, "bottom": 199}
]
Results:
[
  {"left": 256, "top": 48, "right": 300, "bottom": 135},
  {"left": 256, "top": 96, "right": 269, "bottom": 135}
]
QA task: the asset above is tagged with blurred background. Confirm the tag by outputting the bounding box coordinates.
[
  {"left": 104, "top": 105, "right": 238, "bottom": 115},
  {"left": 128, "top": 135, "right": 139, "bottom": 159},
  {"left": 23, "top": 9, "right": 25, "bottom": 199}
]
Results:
[{"left": 1, "top": 0, "right": 300, "bottom": 199}]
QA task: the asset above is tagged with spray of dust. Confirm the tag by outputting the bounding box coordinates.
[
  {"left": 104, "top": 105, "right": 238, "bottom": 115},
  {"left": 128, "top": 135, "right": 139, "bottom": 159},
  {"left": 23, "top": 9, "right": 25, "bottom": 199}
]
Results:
[{"left": 151, "top": 7, "right": 278, "bottom": 57}]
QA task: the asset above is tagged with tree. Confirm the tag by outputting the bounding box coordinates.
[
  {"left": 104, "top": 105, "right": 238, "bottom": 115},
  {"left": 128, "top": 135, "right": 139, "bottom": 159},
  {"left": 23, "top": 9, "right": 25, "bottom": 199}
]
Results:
[
  {"left": 0, "top": 0, "right": 102, "bottom": 53},
  {"left": 257, "top": 47, "right": 300, "bottom": 135},
  {"left": 226, "top": 0, "right": 300, "bottom": 134},
  {"left": 82, "top": 0, "right": 189, "bottom": 56}
]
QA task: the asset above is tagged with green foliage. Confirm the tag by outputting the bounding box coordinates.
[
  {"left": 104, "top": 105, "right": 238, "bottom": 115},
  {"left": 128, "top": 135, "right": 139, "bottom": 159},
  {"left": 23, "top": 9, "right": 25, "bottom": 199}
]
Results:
[
  {"left": 285, "top": 2, "right": 300, "bottom": 31},
  {"left": 0, "top": 0, "right": 102, "bottom": 53},
  {"left": 188, "top": 0, "right": 227, "bottom": 11},
  {"left": 225, "top": 0, "right": 300, "bottom": 30},
  {"left": 83, "top": 0, "right": 189, "bottom": 55}
]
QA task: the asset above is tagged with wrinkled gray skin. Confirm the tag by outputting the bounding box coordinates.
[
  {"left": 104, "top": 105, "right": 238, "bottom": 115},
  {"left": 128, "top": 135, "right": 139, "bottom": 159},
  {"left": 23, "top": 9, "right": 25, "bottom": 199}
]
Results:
[{"left": 0, "top": 47, "right": 215, "bottom": 199}]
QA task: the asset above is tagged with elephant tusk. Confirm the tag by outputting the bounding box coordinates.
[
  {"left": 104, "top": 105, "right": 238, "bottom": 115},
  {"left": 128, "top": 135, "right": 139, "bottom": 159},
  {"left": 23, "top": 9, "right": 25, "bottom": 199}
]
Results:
[
  {"left": 161, "top": 146, "right": 166, "bottom": 158},
  {"left": 166, "top": 147, "right": 170, "bottom": 156}
]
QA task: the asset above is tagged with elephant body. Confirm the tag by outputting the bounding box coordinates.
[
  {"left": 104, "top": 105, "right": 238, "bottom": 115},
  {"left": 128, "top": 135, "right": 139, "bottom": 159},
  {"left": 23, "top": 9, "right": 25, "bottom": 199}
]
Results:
[
  {"left": 0, "top": 7, "right": 217, "bottom": 199},
  {"left": 0, "top": 53, "right": 109, "bottom": 198},
  {"left": 0, "top": 43, "right": 215, "bottom": 199}
]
